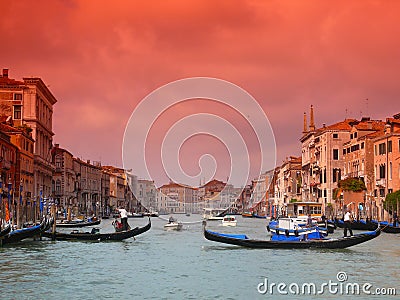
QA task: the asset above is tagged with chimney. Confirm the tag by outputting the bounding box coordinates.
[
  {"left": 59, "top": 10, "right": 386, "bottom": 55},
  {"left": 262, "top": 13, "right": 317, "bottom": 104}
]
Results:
[
  {"left": 2, "top": 68, "right": 9, "bottom": 78},
  {"left": 303, "top": 112, "right": 308, "bottom": 133},
  {"left": 309, "top": 105, "right": 315, "bottom": 131}
]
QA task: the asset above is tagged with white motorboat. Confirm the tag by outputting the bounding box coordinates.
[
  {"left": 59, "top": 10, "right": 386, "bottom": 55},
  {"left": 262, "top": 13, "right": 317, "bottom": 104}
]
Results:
[
  {"left": 222, "top": 215, "right": 237, "bottom": 227},
  {"left": 164, "top": 216, "right": 183, "bottom": 231},
  {"left": 164, "top": 221, "right": 183, "bottom": 231},
  {"left": 203, "top": 208, "right": 225, "bottom": 220}
]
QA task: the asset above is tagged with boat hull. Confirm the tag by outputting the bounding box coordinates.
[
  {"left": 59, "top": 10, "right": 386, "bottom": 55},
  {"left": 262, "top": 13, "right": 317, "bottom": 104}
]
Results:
[
  {"left": 1, "top": 218, "right": 47, "bottom": 246},
  {"left": 56, "top": 219, "right": 101, "bottom": 228},
  {"left": 203, "top": 221, "right": 381, "bottom": 249},
  {"left": 43, "top": 218, "right": 151, "bottom": 241}
]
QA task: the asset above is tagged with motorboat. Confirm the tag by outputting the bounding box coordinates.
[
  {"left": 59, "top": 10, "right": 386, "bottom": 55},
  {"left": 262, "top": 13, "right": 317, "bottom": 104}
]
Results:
[
  {"left": 164, "top": 217, "right": 183, "bottom": 231},
  {"left": 222, "top": 215, "right": 237, "bottom": 227},
  {"left": 203, "top": 208, "right": 225, "bottom": 220}
]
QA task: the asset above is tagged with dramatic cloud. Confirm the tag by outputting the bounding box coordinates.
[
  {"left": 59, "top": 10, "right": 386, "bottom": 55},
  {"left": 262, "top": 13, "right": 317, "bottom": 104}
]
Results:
[{"left": 1, "top": 0, "right": 399, "bottom": 184}]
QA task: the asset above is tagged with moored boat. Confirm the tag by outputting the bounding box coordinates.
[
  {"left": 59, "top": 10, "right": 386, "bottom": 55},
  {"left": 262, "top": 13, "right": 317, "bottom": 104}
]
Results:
[
  {"left": 335, "top": 219, "right": 378, "bottom": 231},
  {"left": 1, "top": 218, "right": 47, "bottom": 246},
  {"left": 375, "top": 221, "right": 400, "bottom": 234},
  {"left": 42, "top": 218, "right": 151, "bottom": 241},
  {"left": 56, "top": 218, "right": 101, "bottom": 228},
  {"left": 0, "top": 223, "right": 11, "bottom": 238},
  {"left": 203, "top": 221, "right": 381, "bottom": 249},
  {"left": 267, "top": 217, "right": 328, "bottom": 239}
]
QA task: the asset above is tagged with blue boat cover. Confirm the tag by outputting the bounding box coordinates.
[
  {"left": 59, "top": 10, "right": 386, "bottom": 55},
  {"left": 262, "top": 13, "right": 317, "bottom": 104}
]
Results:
[{"left": 208, "top": 231, "right": 249, "bottom": 240}]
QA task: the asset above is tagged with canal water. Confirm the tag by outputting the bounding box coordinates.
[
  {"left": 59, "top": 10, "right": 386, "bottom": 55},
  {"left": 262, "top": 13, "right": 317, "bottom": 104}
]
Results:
[{"left": 0, "top": 216, "right": 399, "bottom": 299}]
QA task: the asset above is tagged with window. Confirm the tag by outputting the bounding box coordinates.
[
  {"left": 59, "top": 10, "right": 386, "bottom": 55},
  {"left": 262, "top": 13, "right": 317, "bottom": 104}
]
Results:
[
  {"left": 55, "top": 155, "right": 63, "bottom": 168},
  {"left": 389, "top": 162, "right": 392, "bottom": 180},
  {"left": 343, "top": 149, "right": 346, "bottom": 155},
  {"left": 388, "top": 140, "right": 392, "bottom": 153},
  {"left": 361, "top": 142, "right": 364, "bottom": 149},
  {"left": 354, "top": 132, "right": 358, "bottom": 138},
  {"left": 378, "top": 143, "right": 386, "bottom": 155},
  {"left": 379, "top": 164, "right": 386, "bottom": 179},
  {"left": 333, "top": 149, "right": 339, "bottom": 160},
  {"left": 13, "top": 105, "right": 22, "bottom": 119},
  {"left": 350, "top": 133, "right": 353, "bottom": 139},
  {"left": 56, "top": 180, "right": 61, "bottom": 193},
  {"left": 333, "top": 133, "right": 338, "bottom": 139},
  {"left": 14, "top": 93, "right": 22, "bottom": 100},
  {"left": 379, "top": 188, "right": 385, "bottom": 197},
  {"left": 374, "top": 145, "right": 377, "bottom": 155}
]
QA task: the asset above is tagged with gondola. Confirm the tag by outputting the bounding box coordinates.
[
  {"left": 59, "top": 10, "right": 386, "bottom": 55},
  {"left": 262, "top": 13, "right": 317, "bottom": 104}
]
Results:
[
  {"left": 335, "top": 219, "right": 378, "bottom": 231},
  {"left": 377, "top": 221, "right": 400, "bottom": 234},
  {"left": 1, "top": 218, "right": 47, "bottom": 246},
  {"left": 203, "top": 221, "right": 381, "bottom": 249},
  {"left": 42, "top": 218, "right": 151, "bottom": 241},
  {"left": 0, "top": 224, "right": 11, "bottom": 238},
  {"left": 55, "top": 218, "right": 101, "bottom": 228}
]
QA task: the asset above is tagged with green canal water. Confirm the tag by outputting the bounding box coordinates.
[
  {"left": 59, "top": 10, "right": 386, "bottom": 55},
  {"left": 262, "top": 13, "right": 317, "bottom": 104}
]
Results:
[{"left": 0, "top": 216, "right": 399, "bottom": 299}]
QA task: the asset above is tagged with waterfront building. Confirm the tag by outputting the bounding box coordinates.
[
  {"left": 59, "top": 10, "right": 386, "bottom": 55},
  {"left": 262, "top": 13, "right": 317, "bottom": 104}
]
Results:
[
  {"left": 74, "top": 158, "right": 102, "bottom": 216},
  {"left": 0, "top": 119, "right": 35, "bottom": 225},
  {"left": 102, "top": 166, "right": 127, "bottom": 212},
  {"left": 0, "top": 128, "right": 18, "bottom": 222},
  {"left": 301, "top": 105, "right": 357, "bottom": 215},
  {"left": 373, "top": 114, "right": 400, "bottom": 221},
  {"left": 238, "top": 184, "right": 252, "bottom": 213},
  {"left": 51, "top": 144, "right": 75, "bottom": 211},
  {"left": 342, "top": 118, "right": 384, "bottom": 218},
  {"left": 275, "top": 156, "right": 302, "bottom": 216},
  {"left": 0, "top": 68, "right": 57, "bottom": 202},
  {"left": 159, "top": 181, "right": 197, "bottom": 214},
  {"left": 137, "top": 179, "right": 157, "bottom": 213}
]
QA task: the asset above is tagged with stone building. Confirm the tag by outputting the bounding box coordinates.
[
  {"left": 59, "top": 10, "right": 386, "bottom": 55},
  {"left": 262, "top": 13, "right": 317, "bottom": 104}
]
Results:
[
  {"left": 0, "top": 69, "right": 57, "bottom": 201},
  {"left": 51, "top": 144, "right": 75, "bottom": 210},
  {"left": 373, "top": 114, "right": 400, "bottom": 221},
  {"left": 0, "top": 120, "right": 35, "bottom": 225}
]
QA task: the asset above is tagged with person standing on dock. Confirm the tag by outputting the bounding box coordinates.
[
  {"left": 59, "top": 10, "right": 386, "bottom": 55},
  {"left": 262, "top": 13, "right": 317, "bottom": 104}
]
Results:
[
  {"left": 343, "top": 209, "right": 353, "bottom": 237},
  {"left": 119, "top": 208, "right": 129, "bottom": 231},
  {"left": 393, "top": 211, "right": 398, "bottom": 227}
]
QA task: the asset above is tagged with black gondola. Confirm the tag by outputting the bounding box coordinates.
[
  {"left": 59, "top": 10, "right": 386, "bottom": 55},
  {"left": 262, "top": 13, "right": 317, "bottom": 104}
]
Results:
[
  {"left": 378, "top": 222, "right": 400, "bottom": 234},
  {"left": 1, "top": 218, "right": 47, "bottom": 246},
  {"left": 0, "top": 224, "right": 11, "bottom": 238},
  {"left": 42, "top": 218, "right": 151, "bottom": 241},
  {"left": 335, "top": 219, "right": 378, "bottom": 231},
  {"left": 55, "top": 219, "right": 101, "bottom": 228},
  {"left": 203, "top": 221, "right": 381, "bottom": 249}
]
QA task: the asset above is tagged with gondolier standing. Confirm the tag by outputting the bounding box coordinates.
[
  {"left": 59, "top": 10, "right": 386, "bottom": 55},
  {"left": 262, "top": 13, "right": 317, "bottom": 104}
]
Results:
[
  {"left": 119, "top": 208, "right": 129, "bottom": 231},
  {"left": 343, "top": 209, "right": 354, "bottom": 237}
]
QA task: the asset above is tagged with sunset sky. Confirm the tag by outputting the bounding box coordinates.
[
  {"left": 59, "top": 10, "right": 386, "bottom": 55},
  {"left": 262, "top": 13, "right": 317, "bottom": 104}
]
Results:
[{"left": 1, "top": 0, "right": 400, "bottom": 186}]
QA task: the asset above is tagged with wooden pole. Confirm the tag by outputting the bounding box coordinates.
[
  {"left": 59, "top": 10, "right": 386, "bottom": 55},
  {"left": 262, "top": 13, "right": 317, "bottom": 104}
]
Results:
[{"left": 51, "top": 204, "right": 57, "bottom": 241}]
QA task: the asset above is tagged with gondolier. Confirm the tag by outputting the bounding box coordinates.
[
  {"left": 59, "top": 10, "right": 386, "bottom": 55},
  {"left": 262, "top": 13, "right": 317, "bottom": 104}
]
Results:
[
  {"left": 343, "top": 209, "right": 354, "bottom": 237},
  {"left": 119, "top": 208, "right": 129, "bottom": 231}
]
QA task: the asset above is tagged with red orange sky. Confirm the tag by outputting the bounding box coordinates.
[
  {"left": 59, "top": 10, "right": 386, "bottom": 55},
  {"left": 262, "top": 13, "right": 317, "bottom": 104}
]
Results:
[{"left": 1, "top": 0, "right": 400, "bottom": 184}]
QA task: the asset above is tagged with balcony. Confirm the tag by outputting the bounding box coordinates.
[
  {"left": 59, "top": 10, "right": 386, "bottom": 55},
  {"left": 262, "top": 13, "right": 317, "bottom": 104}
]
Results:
[{"left": 376, "top": 178, "right": 386, "bottom": 187}]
